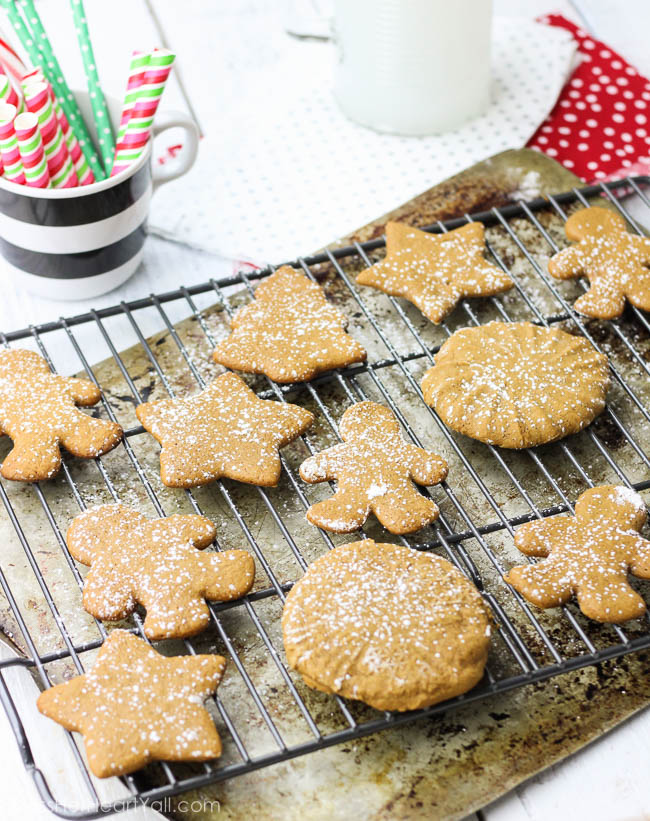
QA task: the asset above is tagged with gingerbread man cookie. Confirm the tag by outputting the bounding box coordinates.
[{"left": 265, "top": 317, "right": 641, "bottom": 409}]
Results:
[
  {"left": 136, "top": 372, "right": 314, "bottom": 488},
  {"left": 421, "top": 321, "right": 610, "bottom": 448},
  {"left": 37, "top": 630, "right": 226, "bottom": 777},
  {"left": 282, "top": 540, "right": 492, "bottom": 711},
  {"left": 548, "top": 206, "right": 650, "bottom": 319},
  {"left": 357, "top": 221, "right": 514, "bottom": 324},
  {"left": 0, "top": 349, "right": 122, "bottom": 482},
  {"left": 67, "top": 504, "right": 255, "bottom": 639},
  {"left": 299, "top": 401, "right": 448, "bottom": 534},
  {"left": 504, "top": 485, "right": 650, "bottom": 623},
  {"left": 212, "top": 266, "right": 367, "bottom": 382}
]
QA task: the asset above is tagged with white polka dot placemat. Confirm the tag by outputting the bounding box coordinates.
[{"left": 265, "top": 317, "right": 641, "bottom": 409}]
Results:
[{"left": 151, "top": 17, "right": 575, "bottom": 264}]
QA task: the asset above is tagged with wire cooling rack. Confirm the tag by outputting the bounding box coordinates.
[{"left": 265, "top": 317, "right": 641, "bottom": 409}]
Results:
[{"left": 1, "top": 178, "right": 650, "bottom": 818}]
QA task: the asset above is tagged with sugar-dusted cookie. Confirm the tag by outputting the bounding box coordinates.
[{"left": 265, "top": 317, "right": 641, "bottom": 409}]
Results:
[
  {"left": 67, "top": 504, "right": 255, "bottom": 639},
  {"left": 136, "top": 372, "right": 313, "bottom": 487},
  {"left": 0, "top": 349, "right": 122, "bottom": 482},
  {"left": 212, "top": 266, "right": 367, "bottom": 383},
  {"left": 505, "top": 485, "right": 650, "bottom": 623},
  {"left": 356, "top": 221, "right": 513, "bottom": 324},
  {"left": 282, "top": 540, "right": 491, "bottom": 711},
  {"left": 421, "top": 321, "right": 610, "bottom": 449},
  {"left": 549, "top": 206, "right": 650, "bottom": 319},
  {"left": 37, "top": 630, "right": 225, "bottom": 777},
  {"left": 299, "top": 401, "right": 448, "bottom": 534}
]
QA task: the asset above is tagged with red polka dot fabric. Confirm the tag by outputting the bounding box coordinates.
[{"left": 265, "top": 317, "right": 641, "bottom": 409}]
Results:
[{"left": 527, "top": 14, "right": 650, "bottom": 182}]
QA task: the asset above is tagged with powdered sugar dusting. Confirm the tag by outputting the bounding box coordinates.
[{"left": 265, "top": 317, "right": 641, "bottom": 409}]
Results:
[
  {"left": 136, "top": 371, "right": 313, "bottom": 488},
  {"left": 300, "top": 401, "right": 448, "bottom": 534},
  {"left": 213, "top": 266, "right": 367, "bottom": 383},
  {"left": 0, "top": 348, "right": 122, "bottom": 481},
  {"left": 282, "top": 540, "right": 492, "bottom": 712},
  {"left": 37, "top": 630, "right": 225, "bottom": 778},
  {"left": 422, "top": 321, "right": 610, "bottom": 449},
  {"left": 549, "top": 206, "right": 650, "bottom": 319},
  {"left": 67, "top": 503, "right": 255, "bottom": 639},
  {"left": 506, "top": 485, "right": 650, "bottom": 623},
  {"left": 357, "top": 221, "right": 514, "bottom": 324}
]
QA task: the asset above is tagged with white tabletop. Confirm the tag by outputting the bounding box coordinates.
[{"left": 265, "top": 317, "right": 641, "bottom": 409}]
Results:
[{"left": 1, "top": 1, "right": 650, "bottom": 819}]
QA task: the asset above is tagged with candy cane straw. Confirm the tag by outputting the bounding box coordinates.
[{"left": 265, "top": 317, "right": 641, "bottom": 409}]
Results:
[
  {"left": 14, "top": 111, "right": 50, "bottom": 187},
  {"left": 0, "top": 36, "right": 28, "bottom": 86},
  {"left": 115, "top": 50, "right": 150, "bottom": 144},
  {"left": 23, "top": 82, "right": 77, "bottom": 188},
  {"left": 0, "top": 101, "right": 25, "bottom": 183},
  {"left": 22, "top": 70, "right": 93, "bottom": 185},
  {"left": 0, "top": 74, "right": 23, "bottom": 113},
  {"left": 111, "top": 49, "right": 175, "bottom": 176}
]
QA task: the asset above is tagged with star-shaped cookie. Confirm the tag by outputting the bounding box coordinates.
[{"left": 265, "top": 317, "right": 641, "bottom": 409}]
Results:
[
  {"left": 67, "top": 504, "right": 255, "bottom": 639},
  {"left": 136, "top": 372, "right": 314, "bottom": 488},
  {"left": 549, "top": 206, "right": 650, "bottom": 319},
  {"left": 37, "top": 630, "right": 226, "bottom": 777},
  {"left": 212, "top": 266, "right": 367, "bottom": 382},
  {"left": 0, "top": 349, "right": 122, "bottom": 481},
  {"left": 356, "top": 221, "right": 514, "bottom": 323},
  {"left": 504, "top": 485, "right": 650, "bottom": 623},
  {"left": 300, "top": 401, "right": 448, "bottom": 534}
]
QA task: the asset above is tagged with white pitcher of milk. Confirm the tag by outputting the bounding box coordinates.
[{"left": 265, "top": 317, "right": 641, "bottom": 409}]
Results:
[{"left": 333, "top": 0, "right": 493, "bottom": 136}]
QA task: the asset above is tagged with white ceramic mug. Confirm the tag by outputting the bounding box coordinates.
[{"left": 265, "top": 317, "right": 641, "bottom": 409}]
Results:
[
  {"left": 0, "top": 90, "right": 199, "bottom": 299},
  {"left": 333, "top": 0, "right": 493, "bottom": 136}
]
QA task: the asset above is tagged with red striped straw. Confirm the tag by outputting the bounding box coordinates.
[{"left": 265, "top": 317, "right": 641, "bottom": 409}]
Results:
[
  {"left": 0, "top": 101, "right": 25, "bottom": 184},
  {"left": 23, "top": 81, "right": 78, "bottom": 188},
  {"left": 0, "top": 74, "right": 23, "bottom": 112},
  {"left": 111, "top": 49, "right": 175, "bottom": 176},
  {"left": 22, "top": 69, "right": 93, "bottom": 186},
  {"left": 14, "top": 111, "right": 51, "bottom": 188},
  {"left": 115, "top": 50, "right": 150, "bottom": 142},
  {"left": 0, "top": 37, "right": 28, "bottom": 86}
]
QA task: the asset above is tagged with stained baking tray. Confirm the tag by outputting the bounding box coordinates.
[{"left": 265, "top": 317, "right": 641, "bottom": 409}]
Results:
[{"left": 1, "top": 177, "right": 650, "bottom": 818}]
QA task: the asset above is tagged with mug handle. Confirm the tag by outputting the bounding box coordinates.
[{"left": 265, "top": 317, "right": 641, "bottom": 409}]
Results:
[{"left": 150, "top": 109, "right": 200, "bottom": 192}]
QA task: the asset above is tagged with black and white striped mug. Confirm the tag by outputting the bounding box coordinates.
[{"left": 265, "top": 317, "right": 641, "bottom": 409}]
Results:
[{"left": 0, "top": 90, "right": 199, "bottom": 299}]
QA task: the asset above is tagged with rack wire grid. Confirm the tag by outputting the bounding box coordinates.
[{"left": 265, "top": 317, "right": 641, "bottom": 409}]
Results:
[{"left": 1, "top": 177, "right": 650, "bottom": 818}]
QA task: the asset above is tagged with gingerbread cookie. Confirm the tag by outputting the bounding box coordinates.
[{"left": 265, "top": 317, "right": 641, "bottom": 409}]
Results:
[
  {"left": 356, "top": 221, "right": 514, "bottom": 324},
  {"left": 421, "top": 321, "right": 610, "bottom": 449},
  {"left": 282, "top": 540, "right": 491, "bottom": 711},
  {"left": 548, "top": 206, "right": 650, "bottom": 319},
  {"left": 67, "top": 504, "right": 255, "bottom": 639},
  {"left": 212, "top": 266, "right": 367, "bottom": 383},
  {"left": 37, "top": 630, "right": 225, "bottom": 777},
  {"left": 299, "top": 401, "right": 448, "bottom": 534},
  {"left": 136, "top": 372, "right": 314, "bottom": 487},
  {"left": 505, "top": 485, "right": 650, "bottom": 623},
  {"left": 0, "top": 349, "right": 122, "bottom": 482}
]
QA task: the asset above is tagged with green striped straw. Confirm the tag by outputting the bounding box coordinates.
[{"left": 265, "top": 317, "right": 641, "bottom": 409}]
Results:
[
  {"left": 6, "top": 0, "right": 105, "bottom": 180},
  {"left": 116, "top": 50, "right": 150, "bottom": 144},
  {"left": 111, "top": 49, "right": 175, "bottom": 175},
  {"left": 69, "top": 0, "right": 114, "bottom": 171}
]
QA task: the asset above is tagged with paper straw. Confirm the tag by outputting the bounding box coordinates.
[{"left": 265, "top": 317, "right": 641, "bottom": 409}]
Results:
[
  {"left": 3, "top": 0, "right": 105, "bottom": 180},
  {"left": 69, "top": 0, "right": 115, "bottom": 170},
  {"left": 14, "top": 110, "right": 50, "bottom": 187},
  {"left": 0, "top": 74, "right": 19, "bottom": 109},
  {"left": 0, "top": 101, "right": 25, "bottom": 183},
  {"left": 24, "top": 81, "right": 77, "bottom": 188},
  {"left": 111, "top": 49, "right": 175, "bottom": 176},
  {"left": 115, "top": 50, "right": 150, "bottom": 144},
  {"left": 22, "top": 68, "right": 93, "bottom": 185},
  {"left": 0, "top": 35, "right": 28, "bottom": 85}
]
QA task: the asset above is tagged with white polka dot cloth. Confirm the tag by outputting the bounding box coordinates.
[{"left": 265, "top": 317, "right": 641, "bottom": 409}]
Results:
[{"left": 151, "top": 17, "right": 575, "bottom": 264}]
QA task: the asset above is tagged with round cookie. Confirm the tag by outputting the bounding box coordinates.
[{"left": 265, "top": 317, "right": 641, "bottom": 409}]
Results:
[
  {"left": 282, "top": 540, "right": 491, "bottom": 712},
  {"left": 421, "top": 321, "right": 610, "bottom": 449}
]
